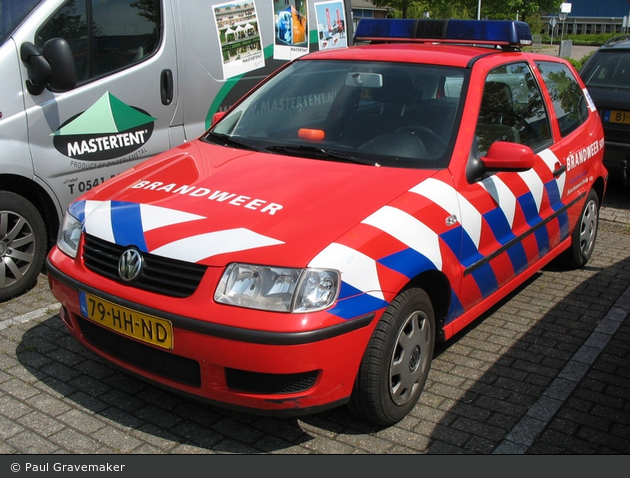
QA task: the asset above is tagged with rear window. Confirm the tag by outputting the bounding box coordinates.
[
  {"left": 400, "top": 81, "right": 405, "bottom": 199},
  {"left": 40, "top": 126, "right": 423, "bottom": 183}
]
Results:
[
  {"left": 536, "top": 61, "right": 589, "bottom": 137},
  {"left": 581, "top": 50, "right": 630, "bottom": 90}
]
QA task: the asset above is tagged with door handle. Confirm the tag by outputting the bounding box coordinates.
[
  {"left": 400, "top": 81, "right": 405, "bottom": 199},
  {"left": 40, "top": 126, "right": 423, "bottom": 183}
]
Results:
[
  {"left": 160, "top": 69, "right": 173, "bottom": 105},
  {"left": 553, "top": 164, "right": 566, "bottom": 177}
]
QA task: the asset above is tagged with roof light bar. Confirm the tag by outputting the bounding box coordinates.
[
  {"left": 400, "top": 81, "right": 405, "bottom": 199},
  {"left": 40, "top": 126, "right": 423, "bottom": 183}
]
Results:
[{"left": 354, "top": 19, "right": 532, "bottom": 48}]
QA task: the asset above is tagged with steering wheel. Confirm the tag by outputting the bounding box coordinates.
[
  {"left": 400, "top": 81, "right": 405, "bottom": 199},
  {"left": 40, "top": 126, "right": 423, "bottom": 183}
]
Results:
[{"left": 395, "top": 125, "right": 448, "bottom": 153}]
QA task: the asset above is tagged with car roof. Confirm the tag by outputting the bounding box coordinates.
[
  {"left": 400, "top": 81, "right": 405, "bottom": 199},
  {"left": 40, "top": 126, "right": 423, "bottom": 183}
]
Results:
[
  {"left": 304, "top": 18, "right": 536, "bottom": 68},
  {"left": 302, "top": 43, "right": 502, "bottom": 68},
  {"left": 599, "top": 35, "right": 630, "bottom": 50}
]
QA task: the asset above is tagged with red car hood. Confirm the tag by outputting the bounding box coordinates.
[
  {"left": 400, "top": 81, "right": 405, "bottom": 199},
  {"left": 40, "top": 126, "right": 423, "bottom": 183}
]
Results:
[{"left": 73, "top": 140, "right": 440, "bottom": 267}]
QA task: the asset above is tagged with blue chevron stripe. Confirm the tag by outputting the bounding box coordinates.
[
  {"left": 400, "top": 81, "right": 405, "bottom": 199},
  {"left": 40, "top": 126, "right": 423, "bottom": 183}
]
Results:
[
  {"left": 378, "top": 248, "right": 438, "bottom": 279},
  {"left": 110, "top": 201, "right": 148, "bottom": 251},
  {"left": 69, "top": 200, "right": 87, "bottom": 224},
  {"left": 483, "top": 208, "right": 528, "bottom": 275},
  {"left": 331, "top": 281, "right": 388, "bottom": 319},
  {"left": 518, "top": 192, "right": 542, "bottom": 227}
]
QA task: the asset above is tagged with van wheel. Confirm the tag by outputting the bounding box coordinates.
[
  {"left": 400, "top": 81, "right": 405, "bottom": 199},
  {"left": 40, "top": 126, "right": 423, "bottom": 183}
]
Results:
[
  {"left": 349, "top": 287, "right": 435, "bottom": 426},
  {"left": 560, "top": 189, "right": 599, "bottom": 268},
  {"left": 0, "top": 192, "right": 47, "bottom": 301}
]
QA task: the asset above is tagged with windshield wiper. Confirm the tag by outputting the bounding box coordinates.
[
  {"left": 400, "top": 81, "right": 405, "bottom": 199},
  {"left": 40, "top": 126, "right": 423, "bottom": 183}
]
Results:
[
  {"left": 266, "top": 145, "right": 380, "bottom": 166},
  {"left": 204, "top": 132, "right": 262, "bottom": 152}
]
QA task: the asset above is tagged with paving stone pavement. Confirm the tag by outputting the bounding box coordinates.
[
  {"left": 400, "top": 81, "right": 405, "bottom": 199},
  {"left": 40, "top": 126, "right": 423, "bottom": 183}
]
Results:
[{"left": 1, "top": 178, "right": 629, "bottom": 455}]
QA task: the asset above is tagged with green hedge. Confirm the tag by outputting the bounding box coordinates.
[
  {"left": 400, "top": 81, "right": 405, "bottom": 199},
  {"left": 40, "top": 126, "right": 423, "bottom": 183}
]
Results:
[{"left": 539, "top": 33, "right": 618, "bottom": 46}]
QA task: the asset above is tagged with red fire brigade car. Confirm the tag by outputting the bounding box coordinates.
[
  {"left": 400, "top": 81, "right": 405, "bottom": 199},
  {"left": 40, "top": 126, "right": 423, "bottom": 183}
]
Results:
[{"left": 47, "top": 19, "right": 607, "bottom": 426}]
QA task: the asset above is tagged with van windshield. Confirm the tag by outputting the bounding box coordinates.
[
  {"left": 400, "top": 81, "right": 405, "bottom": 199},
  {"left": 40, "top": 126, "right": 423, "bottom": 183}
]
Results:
[{"left": 0, "top": 0, "right": 43, "bottom": 46}]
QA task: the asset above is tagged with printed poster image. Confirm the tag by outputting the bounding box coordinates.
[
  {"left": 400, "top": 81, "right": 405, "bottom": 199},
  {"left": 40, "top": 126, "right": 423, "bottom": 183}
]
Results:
[
  {"left": 213, "top": 1, "right": 264, "bottom": 80},
  {"left": 315, "top": 1, "right": 347, "bottom": 50},
  {"left": 273, "top": 0, "right": 309, "bottom": 60}
]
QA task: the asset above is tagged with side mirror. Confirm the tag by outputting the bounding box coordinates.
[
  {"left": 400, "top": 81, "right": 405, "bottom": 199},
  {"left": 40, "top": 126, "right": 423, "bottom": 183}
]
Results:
[
  {"left": 21, "top": 38, "right": 77, "bottom": 95},
  {"left": 482, "top": 141, "right": 535, "bottom": 171},
  {"left": 211, "top": 111, "right": 226, "bottom": 126},
  {"left": 466, "top": 140, "right": 535, "bottom": 183}
]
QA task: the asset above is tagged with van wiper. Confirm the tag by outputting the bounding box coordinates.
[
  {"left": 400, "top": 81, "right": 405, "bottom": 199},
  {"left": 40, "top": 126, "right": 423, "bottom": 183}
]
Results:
[
  {"left": 266, "top": 145, "right": 380, "bottom": 166},
  {"left": 204, "top": 132, "right": 261, "bottom": 151}
]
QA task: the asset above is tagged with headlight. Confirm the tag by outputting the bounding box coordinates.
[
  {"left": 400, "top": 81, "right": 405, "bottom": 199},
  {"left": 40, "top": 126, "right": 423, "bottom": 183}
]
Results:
[
  {"left": 57, "top": 210, "right": 82, "bottom": 258},
  {"left": 215, "top": 263, "right": 339, "bottom": 313}
]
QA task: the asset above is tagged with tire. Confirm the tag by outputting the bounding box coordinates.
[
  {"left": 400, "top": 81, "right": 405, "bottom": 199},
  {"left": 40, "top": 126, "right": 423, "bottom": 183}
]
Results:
[
  {"left": 349, "top": 287, "right": 435, "bottom": 426},
  {"left": 0, "top": 192, "right": 47, "bottom": 301},
  {"left": 560, "top": 188, "right": 599, "bottom": 268}
]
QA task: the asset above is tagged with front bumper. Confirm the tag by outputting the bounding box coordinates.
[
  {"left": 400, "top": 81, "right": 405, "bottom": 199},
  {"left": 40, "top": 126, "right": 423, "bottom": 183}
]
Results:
[{"left": 46, "top": 254, "right": 377, "bottom": 416}]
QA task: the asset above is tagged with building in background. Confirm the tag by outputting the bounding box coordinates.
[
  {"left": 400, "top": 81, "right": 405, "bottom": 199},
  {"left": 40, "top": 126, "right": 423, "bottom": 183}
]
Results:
[
  {"left": 543, "top": 0, "right": 630, "bottom": 36},
  {"left": 350, "top": 0, "right": 391, "bottom": 29}
]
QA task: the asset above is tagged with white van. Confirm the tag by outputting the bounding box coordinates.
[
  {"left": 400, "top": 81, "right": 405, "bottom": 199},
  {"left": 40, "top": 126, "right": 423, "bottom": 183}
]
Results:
[{"left": 0, "top": 0, "right": 352, "bottom": 300}]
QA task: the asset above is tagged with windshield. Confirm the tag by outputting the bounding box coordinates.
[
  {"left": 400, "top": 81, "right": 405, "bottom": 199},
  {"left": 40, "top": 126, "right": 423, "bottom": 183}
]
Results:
[
  {"left": 582, "top": 50, "right": 630, "bottom": 90},
  {"left": 0, "top": 0, "right": 42, "bottom": 46},
  {"left": 207, "top": 59, "right": 466, "bottom": 169}
]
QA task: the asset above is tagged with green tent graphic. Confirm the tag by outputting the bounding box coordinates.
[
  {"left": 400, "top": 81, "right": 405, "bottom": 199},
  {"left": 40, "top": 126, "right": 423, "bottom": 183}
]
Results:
[{"left": 52, "top": 92, "right": 157, "bottom": 136}]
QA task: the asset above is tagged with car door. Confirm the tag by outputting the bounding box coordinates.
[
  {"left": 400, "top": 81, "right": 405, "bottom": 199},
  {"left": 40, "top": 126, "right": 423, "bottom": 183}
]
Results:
[
  {"left": 534, "top": 59, "right": 602, "bottom": 204},
  {"left": 17, "top": 0, "right": 179, "bottom": 213},
  {"left": 449, "top": 60, "right": 565, "bottom": 322}
]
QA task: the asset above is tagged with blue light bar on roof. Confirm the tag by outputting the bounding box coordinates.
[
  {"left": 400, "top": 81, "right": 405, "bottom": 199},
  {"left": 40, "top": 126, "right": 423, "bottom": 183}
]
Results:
[{"left": 354, "top": 19, "right": 532, "bottom": 47}]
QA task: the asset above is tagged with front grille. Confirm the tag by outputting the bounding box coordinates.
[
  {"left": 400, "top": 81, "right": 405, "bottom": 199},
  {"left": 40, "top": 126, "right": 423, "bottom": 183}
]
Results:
[
  {"left": 225, "top": 368, "right": 318, "bottom": 395},
  {"left": 83, "top": 234, "right": 206, "bottom": 298},
  {"left": 77, "top": 317, "right": 201, "bottom": 387}
]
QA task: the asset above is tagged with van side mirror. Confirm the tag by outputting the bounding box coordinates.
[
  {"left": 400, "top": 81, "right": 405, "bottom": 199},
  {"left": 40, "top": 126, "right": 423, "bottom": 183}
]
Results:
[{"left": 20, "top": 38, "right": 77, "bottom": 95}]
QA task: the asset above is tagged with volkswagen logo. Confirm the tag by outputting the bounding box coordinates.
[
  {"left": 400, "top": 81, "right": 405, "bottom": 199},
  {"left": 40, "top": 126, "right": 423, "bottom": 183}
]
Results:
[{"left": 118, "top": 248, "right": 144, "bottom": 282}]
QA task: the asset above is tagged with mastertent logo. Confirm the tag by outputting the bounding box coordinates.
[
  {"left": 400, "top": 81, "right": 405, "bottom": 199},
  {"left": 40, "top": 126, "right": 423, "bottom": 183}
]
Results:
[{"left": 52, "top": 92, "right": 157, "bottom": 161}]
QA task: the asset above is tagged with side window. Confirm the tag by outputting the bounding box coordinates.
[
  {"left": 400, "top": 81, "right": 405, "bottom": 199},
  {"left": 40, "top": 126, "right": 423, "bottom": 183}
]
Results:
[
  {"left": 36, "top": 0, "right": 160, "bottom": 85},
  {"left": 536, "top": 61, "right": 588, "bottom": 137},
  {"left": 475, "top": 62, "right": 552, "bottom": 155}
]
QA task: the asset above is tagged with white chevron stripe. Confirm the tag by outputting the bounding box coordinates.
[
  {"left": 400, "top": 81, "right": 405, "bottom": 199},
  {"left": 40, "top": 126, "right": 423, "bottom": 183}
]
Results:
[
  {"left": 480, "top": 175, "right": 517, "bottom": 228},
  {"left": 309, "top": 243, "right": 384, "bottom": 301},
  {"left": 518, "top": 168, "right": 544, "bottom": 212},
  {"left": 538, "top": 148, "right": 566, "bottom": 197},
  {"left": 410, "top": 178, "right": 481, "bottom": 248},
  {"left": 84, "top": 200, "right": 115, "bottom": 242},
  {"left": 140, "top": 204, "right": 205, "bottom": 231},
  {"left": 150, "top": 228, "right": 284, "bottom": 262},
  {"left": 362, "top": 206, "right": 442, "bottom": 270}
]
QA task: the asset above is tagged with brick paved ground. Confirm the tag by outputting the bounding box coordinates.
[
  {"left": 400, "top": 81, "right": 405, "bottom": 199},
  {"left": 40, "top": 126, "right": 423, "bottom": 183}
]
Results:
[{"left": 1, "top": 179, "right": 629, "bottom": 455}]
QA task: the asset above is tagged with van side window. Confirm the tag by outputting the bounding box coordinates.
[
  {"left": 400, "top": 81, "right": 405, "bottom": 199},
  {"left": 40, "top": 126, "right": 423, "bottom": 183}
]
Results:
[
  {"left": 36, "top": 0, "right": 160, "bottom": 84},
  {"left": 536, "top": 61, "right": 588, "bottom": 137},
  {"left": 475, "top": 62, "right": 552, "bottom": 155},
  {"left": 0, "top": 0, "right": 42, "bottom": 45}
]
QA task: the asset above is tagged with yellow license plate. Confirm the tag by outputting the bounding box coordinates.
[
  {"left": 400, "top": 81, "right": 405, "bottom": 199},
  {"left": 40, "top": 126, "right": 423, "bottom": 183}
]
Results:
[
  {"left": 79, "top": 291, "right": 173, "bottom": 349},
  {"left": 605, "top": 110, "right": 630, "bottom": 125}
]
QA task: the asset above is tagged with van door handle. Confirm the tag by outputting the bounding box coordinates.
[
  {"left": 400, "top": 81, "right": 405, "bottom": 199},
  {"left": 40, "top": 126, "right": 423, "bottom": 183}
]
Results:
[{"left": 160, "top": 69, "right": 173, "bottom": 105}]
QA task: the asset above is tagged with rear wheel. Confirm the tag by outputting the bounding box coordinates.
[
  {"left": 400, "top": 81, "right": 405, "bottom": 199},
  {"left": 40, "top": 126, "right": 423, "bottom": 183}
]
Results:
[
  {"left": 349, "top": 287, "right": 435, "bottom": 426},
  {"left": 0, "top": 192, "right": 47, "bottom": 301},
  {"left": 560, "top": 188, "right": 599, "bottom": 268}
]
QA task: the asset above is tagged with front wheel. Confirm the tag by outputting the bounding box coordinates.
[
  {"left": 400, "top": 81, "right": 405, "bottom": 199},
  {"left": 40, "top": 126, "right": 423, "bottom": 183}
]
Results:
[
  {"left": 349, "top": 287, "right": 435, "bottom": 426},
  {"left": 0, "top": 192, "right": 47, "bottom": 301}
]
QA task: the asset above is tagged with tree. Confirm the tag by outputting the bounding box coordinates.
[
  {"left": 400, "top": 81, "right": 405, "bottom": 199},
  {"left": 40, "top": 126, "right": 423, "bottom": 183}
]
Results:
[
  {"left": 371, "top": 0, "right": 563, "bottom": 23},
  {"left": 369, "top": 0, "right": 424, "bottom": 19}
]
